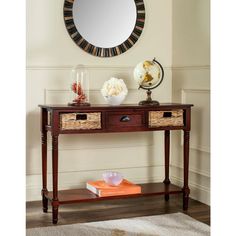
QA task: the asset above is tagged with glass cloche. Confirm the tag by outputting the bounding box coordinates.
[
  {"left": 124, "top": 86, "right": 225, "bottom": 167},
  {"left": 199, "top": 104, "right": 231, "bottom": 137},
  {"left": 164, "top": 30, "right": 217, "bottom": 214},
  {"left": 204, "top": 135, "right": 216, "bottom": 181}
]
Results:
[
  {"left": 69, "top": 65, "right": 90, "bottom": 106},
  {"left": 133, "top": 58, "right": 164, "bottom": 105}
]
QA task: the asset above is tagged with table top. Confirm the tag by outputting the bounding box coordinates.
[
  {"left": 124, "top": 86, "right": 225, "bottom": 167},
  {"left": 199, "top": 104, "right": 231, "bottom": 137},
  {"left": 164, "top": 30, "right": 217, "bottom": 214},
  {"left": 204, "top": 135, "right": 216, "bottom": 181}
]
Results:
[{"left": 39, "top": 103, "right": 193, "bottom": 110}]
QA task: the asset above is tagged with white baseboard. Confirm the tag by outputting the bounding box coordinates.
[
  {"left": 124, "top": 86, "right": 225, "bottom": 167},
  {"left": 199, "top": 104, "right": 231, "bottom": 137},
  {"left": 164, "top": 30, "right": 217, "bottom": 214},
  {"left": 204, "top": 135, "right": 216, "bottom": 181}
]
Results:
[{"left": 171, "top": 176, "right": 210, "bottom": 205}]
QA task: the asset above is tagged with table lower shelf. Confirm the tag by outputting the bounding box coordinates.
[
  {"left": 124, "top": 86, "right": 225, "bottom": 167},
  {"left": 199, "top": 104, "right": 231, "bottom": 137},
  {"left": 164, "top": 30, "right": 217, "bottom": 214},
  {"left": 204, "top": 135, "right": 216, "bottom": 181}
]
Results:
[{"left": 45, "top": 183, "right": 183, "bottom": 205}]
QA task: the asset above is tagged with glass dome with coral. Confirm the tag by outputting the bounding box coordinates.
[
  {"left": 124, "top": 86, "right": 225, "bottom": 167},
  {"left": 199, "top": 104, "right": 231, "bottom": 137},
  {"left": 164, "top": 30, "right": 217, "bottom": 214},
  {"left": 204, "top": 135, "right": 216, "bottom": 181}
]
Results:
[{"left": 69, "top": 65, "right": 90, "bottom": 106}]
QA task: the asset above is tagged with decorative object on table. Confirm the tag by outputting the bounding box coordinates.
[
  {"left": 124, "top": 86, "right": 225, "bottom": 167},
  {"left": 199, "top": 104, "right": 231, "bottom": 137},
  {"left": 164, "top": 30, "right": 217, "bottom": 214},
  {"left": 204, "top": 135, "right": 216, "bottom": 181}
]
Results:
[
  {"left": 86, "top": 179, "right": 141, "bottom": 197},
  {"left": 133, "top": 58, "right": 164, "bottom": 106},
  {"left": 101, "top": 77, "right": 128, "bottom": 105},
  {"left": 102, "top": 171, "right": 123, "bottom": 186},
  {"left": 69, "top": 65, "right": 90, "bottom": 106}
]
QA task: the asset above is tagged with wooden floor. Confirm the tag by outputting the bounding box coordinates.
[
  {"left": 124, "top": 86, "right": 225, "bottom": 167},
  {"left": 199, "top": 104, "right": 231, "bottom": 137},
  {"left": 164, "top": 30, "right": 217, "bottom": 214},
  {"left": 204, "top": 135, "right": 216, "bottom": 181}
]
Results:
[{"left": 26, "top": 195, "right": 210, "bottom": 229}]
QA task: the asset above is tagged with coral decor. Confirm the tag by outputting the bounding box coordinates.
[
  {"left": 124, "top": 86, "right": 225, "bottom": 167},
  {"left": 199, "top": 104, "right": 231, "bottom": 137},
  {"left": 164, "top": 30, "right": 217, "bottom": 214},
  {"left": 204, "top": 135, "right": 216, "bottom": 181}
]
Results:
[{"left": 71, "top": 82, "right": 87, "bottom": 103}]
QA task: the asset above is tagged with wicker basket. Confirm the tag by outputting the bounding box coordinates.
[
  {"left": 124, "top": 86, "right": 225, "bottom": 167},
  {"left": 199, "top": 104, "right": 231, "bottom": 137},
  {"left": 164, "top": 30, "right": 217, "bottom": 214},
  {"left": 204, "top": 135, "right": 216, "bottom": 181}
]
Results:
[
  {"left": 149, "top": 110, "right": 184, "bottom": 127},
  {"left": 60, "top": 112, "right": 101, "bottom": 130}
]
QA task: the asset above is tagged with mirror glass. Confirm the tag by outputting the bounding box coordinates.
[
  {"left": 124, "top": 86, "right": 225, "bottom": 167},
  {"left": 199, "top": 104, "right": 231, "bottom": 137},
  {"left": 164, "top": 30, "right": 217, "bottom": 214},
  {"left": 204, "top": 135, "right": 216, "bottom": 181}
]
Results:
[{"left": 73, "top": 0, "right": 137, "bottom": 48}]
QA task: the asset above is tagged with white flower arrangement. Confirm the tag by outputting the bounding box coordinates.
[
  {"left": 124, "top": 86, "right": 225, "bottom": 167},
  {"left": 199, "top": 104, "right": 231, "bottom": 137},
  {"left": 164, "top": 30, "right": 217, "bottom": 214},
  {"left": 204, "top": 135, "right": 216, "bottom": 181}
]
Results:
[
  {"left": 101, "top": 77, "right": 128, "bottom": 105},
  {"left": 101, "top": 77, "right": 128, "bottom": 97}
]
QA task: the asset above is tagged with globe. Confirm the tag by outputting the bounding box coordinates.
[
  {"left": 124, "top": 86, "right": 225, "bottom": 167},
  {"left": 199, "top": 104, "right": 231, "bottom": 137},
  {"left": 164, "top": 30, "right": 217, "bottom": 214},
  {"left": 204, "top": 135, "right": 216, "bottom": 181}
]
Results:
[
  {"left": 133, "top": 58, "right": 164, "bottom": 105},
  {"left": 133, "top": 59, "right": 163, "bottom": 89}
]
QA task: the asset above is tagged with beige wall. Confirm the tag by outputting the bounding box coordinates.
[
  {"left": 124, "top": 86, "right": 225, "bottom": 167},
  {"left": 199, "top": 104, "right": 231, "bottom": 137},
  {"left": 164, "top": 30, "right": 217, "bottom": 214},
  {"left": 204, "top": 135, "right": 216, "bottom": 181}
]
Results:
[
  {"left": 171, "top": 0, "right": 210, "bottom": 204},
  {"left": 26, "top": 0, "right": 173, "bottom": 201}
]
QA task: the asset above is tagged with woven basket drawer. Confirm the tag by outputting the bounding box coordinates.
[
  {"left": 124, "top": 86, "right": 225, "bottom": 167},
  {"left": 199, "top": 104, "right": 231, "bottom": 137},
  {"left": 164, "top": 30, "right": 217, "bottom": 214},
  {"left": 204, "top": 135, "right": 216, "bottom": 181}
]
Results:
[
  {"left": 149, "top": 110, "right": 184, "bottom": 127},
  {"left": 60, "top": 112, "right": 101, "bottom": 130}
]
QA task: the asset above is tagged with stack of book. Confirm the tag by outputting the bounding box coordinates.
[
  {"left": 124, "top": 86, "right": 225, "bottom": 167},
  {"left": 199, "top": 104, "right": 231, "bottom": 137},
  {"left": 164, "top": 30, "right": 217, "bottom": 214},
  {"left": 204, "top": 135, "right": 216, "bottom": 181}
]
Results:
[{"left": 86, "top": 179, "right": 141, "bottom": 197}]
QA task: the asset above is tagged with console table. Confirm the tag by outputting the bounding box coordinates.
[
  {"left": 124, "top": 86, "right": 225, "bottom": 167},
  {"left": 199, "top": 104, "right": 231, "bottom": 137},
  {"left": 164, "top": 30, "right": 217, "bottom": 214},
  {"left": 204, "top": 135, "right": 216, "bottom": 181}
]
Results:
[{"left": 39, "top": 103, "right": 193, "bottom": 224}]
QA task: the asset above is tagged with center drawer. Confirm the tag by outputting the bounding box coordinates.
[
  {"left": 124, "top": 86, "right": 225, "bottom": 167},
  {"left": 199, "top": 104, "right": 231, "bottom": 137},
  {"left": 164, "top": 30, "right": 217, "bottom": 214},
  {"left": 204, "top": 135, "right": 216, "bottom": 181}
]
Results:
[{"left": 106, "top": 111, "right": 145, "bottom": 130}]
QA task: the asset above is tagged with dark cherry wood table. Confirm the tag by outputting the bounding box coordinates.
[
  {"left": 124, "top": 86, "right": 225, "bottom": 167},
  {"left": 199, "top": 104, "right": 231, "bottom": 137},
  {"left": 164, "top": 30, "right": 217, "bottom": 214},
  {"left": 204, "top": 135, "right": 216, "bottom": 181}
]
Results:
[{"left": 39, "top": 103, "right": 193, "bottom": 224}]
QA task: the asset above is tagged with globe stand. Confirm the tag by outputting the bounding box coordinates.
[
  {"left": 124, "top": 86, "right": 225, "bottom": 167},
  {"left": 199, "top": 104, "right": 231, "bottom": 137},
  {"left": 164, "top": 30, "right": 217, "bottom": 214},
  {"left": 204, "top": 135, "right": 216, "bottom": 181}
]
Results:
[{"left": 139, "top": 89, "right": 160, "bottom": 106}]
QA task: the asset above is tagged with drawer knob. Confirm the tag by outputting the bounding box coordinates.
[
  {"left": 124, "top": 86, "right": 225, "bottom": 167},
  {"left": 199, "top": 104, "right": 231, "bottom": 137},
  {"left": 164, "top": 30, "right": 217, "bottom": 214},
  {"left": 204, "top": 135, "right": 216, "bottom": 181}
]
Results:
[{"left": 120, "top": 115, "right": 131, "bottom": 122}]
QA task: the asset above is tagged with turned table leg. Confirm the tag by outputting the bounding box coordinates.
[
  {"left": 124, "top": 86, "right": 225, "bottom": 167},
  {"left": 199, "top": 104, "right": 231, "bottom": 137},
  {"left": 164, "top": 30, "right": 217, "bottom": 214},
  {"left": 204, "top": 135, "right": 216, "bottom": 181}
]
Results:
[
  {"left": 52, "top": 205, "right": 59, "bottom": 224},
  {"left": 41, "top": 108, "right": 48, "bottom": 213},
  {"left": 163, "top": 130, "right": 171, "bottom": 201},
  {"left": 183, "top": 130, "right": 190, "bottom": 210},
  {"left": 52, "top": 134, "right": 59, "bottom": 224},
  {"left": 41, "top": 131, "right": 48, "bottom": 213}
]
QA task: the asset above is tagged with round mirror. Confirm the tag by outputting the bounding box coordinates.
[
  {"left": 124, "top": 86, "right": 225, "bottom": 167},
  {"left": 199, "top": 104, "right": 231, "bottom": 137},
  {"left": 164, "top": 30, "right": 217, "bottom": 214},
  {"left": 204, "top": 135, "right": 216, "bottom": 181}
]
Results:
[{"left": 64, "top": 0, "right": 145, "bottom": 57}]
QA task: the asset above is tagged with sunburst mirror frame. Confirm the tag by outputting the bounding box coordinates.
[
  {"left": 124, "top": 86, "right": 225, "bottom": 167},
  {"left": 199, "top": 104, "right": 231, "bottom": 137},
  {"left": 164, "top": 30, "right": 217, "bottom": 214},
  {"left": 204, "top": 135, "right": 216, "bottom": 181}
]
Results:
[{"left": 63, "top": 0, "right": 145, "bottom": 57}]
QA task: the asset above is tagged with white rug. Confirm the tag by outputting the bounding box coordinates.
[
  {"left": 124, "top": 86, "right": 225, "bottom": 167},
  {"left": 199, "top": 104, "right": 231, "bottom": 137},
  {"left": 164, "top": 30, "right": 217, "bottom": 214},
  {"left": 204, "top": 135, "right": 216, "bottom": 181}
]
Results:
[{"left": 27, "top": 213, "right": 210, "bottom": 236}]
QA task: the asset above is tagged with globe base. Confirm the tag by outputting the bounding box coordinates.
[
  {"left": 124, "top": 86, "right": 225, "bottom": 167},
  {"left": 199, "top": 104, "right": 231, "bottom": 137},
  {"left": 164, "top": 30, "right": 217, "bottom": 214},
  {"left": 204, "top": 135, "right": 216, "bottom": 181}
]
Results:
[
  {"left": 139, "top": 100, "right": 160, "bottom": 106},
  {"left": 138, "top": 89, "right": 160, "bottom": 106}
]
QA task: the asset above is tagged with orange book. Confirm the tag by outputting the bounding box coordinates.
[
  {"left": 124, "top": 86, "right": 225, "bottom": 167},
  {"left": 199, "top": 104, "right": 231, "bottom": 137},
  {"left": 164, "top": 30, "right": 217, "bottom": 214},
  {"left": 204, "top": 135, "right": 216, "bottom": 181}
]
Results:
[{"left": 86, "top": 179, "right": 141, "bottom": 197}]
